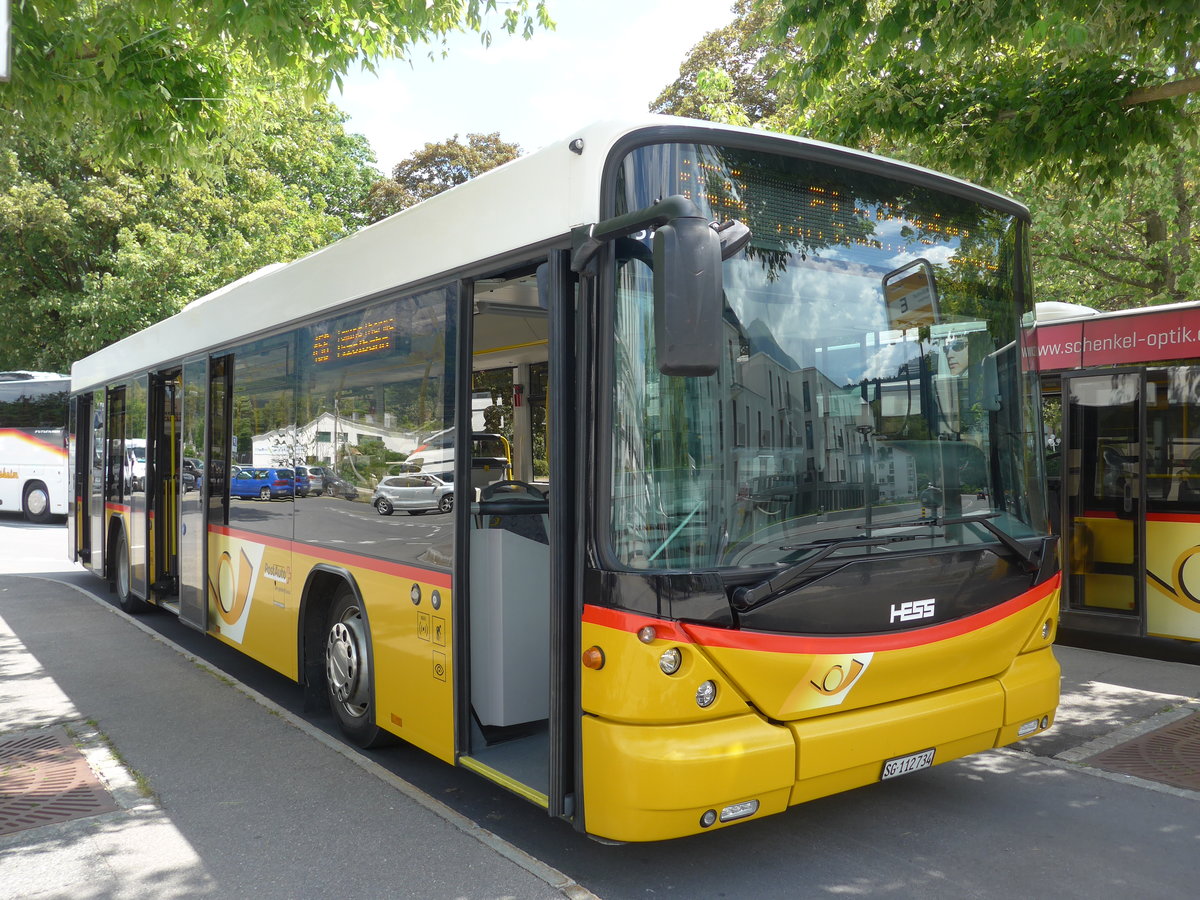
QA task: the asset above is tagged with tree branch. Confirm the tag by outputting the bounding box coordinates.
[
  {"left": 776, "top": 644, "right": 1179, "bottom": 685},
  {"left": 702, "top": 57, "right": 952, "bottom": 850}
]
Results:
[
  {"left": 1050, "top": 251, "right": 1157, "bottom": 292},
  {"left": 1122, "top": 76, "right": 1200, "bottom": 107}
]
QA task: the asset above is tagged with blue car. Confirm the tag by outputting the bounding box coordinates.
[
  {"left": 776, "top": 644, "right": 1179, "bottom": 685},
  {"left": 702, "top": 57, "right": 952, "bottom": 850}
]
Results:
[
  {"left": 229, "top": 468, "right": 294, "bottom": 500},
  {"left": 292, "top": 465, "right": 311, "bottom": 497}
]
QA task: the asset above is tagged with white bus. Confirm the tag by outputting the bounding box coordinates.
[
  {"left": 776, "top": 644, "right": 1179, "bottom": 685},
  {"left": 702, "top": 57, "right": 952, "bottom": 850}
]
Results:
[{"left": 0, "top": 371, "right": 69, "bottom": 523}]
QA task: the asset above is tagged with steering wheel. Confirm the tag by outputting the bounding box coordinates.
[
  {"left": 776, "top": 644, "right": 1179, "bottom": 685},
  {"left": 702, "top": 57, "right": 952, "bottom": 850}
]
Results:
[
  {"left": 480, "top": 480, "right": 545, "bottom": 501},
  {"left": 477, "top": 480, "right": 548, "bottom": 516},
  {"left": 1102, "top": 446, "right": 1125, "bottom": 468}
]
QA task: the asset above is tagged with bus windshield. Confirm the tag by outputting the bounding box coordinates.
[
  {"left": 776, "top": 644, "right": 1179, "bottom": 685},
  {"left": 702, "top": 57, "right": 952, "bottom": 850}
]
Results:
[{"left": 607, "top": 143, "right": 1047, "bottom": 571}]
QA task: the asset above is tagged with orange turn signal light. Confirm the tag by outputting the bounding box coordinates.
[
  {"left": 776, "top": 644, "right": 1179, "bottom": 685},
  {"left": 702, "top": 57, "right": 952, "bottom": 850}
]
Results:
[{"left": 582, "top": 646, "right": 606, "bottom": 670}]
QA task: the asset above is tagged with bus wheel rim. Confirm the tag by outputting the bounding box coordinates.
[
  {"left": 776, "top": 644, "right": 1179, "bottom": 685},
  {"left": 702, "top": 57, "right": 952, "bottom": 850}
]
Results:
[
  {"left": 116, "top": 536, "right": 130, "bottom": 598},
  {"left": 26, "top": 487, "right": 48, "bottom": 517},
  {"left": 326, "top": 612, "right": 370, "bottom": 718}
]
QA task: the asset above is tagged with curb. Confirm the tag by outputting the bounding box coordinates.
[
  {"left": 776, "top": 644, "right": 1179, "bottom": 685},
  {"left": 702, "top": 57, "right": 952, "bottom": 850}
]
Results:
[{"left": 14, "top": 574, "right": 600, "bottom": 900}]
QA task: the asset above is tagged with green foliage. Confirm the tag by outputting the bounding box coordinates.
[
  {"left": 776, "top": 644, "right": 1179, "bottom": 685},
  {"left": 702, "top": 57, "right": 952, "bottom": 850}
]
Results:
[
  {"left": 652, "top": 0, "right": 781, "bottom": 122},
  {"left": 2, "top": 1, "right": 552, "bottom": 168},
  {"left": 659, "top": 2, "right": 1200, "bottom": 313},
  {"left": 762, "top": 0, "right": 1199, "bottom": 186},
  {"left": 0, "top": 100, "right": 381, "bottom": 372},
  {"left": 1028, "top": 140, "right": 1200, "bottom": 309},
  {"left": 694, "top": 69, "right": 753, "bottom": 128},
  {"left": 365, "top": 132, "right": 521, "bottom": 222}
]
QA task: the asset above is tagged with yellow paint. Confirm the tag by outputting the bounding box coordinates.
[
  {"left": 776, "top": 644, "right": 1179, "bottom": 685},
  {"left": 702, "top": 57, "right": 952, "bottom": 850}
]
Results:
[
  {"left": 579, "top": 588, "right": 1060, "bottom": 842},
  {"left": 204, "top": 530, "right": 456, "bottom": 763},
  {"left": 1144, "top": 519, "right": 1200, "bottom": 641},
  {"left": 1071, "top": 517, "right": 1135, "bottom": 611},
  {"left": 581, "top": 713, "right": 795, "bottom": 842},
  {"left": 580, "top": 621, "right": 750, "bottom": 723}
]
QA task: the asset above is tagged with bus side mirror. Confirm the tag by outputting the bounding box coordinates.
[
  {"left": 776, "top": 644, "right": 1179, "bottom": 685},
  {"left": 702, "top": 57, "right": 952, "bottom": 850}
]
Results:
[
  {"left": 572, "top": 195, "right": 749, "bottom": 379},
  {"left": 653, "top": 213, "right": 723, "bottom": 377}
]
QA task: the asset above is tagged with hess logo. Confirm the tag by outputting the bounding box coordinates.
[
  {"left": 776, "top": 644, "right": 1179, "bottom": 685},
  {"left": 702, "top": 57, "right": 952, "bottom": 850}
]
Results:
[{"left": 890, "top": 598, "right": 936, "bottom": 624}]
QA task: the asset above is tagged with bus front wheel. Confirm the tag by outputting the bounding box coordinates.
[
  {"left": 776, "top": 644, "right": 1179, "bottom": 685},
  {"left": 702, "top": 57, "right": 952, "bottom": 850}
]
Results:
[
  {"left": 22, "top": 482, "right": 52, "bottom": 524},
  {"left": 324, "top": 587, "right": 391, "bottom": 748}
]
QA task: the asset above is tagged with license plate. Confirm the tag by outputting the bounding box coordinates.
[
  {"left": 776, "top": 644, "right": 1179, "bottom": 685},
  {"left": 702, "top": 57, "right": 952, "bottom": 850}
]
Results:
[{"left": 881, "top": 748, "right": 935, "bottom": 780}]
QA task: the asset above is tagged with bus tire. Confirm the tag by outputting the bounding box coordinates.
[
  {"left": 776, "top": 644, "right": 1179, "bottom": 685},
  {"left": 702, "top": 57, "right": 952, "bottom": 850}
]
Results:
[
  {"left": 22, "top": 481, "right": 52, "bottom": 524},
  {"left": 325, "top": 586, "right": 391, "bottom": 748},
  {"left": 111, "top": 528, "right": 149, "bottom": 614}
]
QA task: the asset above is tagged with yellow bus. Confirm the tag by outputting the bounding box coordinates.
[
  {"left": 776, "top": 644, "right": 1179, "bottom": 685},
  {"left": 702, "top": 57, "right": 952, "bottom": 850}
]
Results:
[
  {"left": 1037, "top": 300, "right": 1200, "bottom": 644},
  {"left": 68, "top": 116, "right": 1061, "bottom": 842}
]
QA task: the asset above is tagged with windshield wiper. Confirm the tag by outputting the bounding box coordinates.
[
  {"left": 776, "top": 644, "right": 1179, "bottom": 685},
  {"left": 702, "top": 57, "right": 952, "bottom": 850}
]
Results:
[
  {"left": 732, "top": 534, "right": 920, "bottom": 611},
  {"left": 868, "top": 512, "right": 1040, "bottom": 572}
]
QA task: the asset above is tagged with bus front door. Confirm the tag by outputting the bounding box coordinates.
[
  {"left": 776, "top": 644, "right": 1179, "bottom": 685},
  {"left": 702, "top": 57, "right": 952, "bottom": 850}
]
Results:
[
  {"left": 1060, "top": 371, "right": 1147, "bottom": 635},
  {"left": 458, "top": 254, "right": 577, "bottom": 824}
]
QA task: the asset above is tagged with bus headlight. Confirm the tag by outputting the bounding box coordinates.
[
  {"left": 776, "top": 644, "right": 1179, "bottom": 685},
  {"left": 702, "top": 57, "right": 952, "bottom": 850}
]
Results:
[
  {"left": 659, "top": 647, "right": 682, "bottom": 675},
  {"left": 696, "top": 680, "right": 717, "bottom": 708}
]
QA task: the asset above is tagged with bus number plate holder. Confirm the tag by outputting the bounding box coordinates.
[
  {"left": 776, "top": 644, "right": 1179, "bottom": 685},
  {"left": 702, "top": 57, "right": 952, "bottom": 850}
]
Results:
[{"left": 881, "top": 748, "right": 935, "bottom": 780}]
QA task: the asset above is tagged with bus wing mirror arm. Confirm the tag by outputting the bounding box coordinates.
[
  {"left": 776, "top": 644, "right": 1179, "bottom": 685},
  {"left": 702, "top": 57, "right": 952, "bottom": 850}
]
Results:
[
  {"left": 571, "top": 204, "right": 750, "bottom": 272},
  {"left": 570, "top": 195, "right": 751, "bottom": 377},
  {"left": 713, "top": 219, "right": 752, "bottom": 260}
]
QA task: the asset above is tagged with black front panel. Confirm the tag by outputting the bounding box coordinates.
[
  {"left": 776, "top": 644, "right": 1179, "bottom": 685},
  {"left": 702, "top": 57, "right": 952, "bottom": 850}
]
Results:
[{"left": 737, "top": 549, "right": 1030, "bottom": 634}]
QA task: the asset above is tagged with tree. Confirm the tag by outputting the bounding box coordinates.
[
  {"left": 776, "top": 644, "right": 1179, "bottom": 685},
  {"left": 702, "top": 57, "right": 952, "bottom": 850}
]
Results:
[
  {"left": 763, "top": 0, "right": 1200, "bottom": 185},
  {"left": 0, "top": 100, "right": 381, "bottom": 372},
  {"left": 1029, "top": 141, "right": 1200, "bottom": 309},
  {"left": 365, "top": 132, "right": 521, "bottom": 222},
  {"left": 655, "top": 2, "right": 1200, "bottom": 311},
  {"left": 651, "top": 0, "right": 781, "bottom": 122},
  {"left": 1, "top": 1, "right": 551, "bottom": 168}
]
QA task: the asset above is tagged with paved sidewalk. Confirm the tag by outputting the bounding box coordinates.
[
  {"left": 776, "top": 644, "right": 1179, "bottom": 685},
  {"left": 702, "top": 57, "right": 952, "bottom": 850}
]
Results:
[
  {"left": 0, "top": 572, "right": 585, "bottom": 900},
  {"left": 2, "top": 515, "right": 1199, "bottom": 897}
]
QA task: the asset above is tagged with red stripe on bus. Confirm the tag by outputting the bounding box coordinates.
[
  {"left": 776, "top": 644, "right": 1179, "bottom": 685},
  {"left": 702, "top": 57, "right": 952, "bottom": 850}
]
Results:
[
  {"left": 105, "top": 502, "right": 130, "bottom": 515},
  {"left": 208, "top": 524, "right": 453, "bottom": 588},
  {"left": 1079, "top": 510, "right": 1200, "bottom": 523},
  {"left": 583, "top": 573, "right": 1061, "bottom": 654},
  {"left": 1146, "top": 512, "right": 1200, "bottom": 523},
  {"left": 582, "top": 605, "right": 696, "bottom": 642}
]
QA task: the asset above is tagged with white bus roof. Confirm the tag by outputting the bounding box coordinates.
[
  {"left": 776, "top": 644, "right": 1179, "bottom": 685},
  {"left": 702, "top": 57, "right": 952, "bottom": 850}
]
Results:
[
  {"left": 1, "top": 371, "right": 70, "bottom": 382},
  {"left": 71, "top": 115, "right": 1026, "bottom": 393}
]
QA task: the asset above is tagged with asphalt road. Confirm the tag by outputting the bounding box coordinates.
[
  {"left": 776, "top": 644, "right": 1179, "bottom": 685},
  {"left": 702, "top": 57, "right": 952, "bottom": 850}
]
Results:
[{"left": 5, "top": 514, "right": 1199, "bottom": 899}]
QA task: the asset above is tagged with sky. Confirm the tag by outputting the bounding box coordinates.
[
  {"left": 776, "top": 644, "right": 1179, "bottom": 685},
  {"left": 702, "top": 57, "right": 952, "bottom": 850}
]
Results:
[{"left": 330, "top": 0, "right": 736, "bottom": 175}]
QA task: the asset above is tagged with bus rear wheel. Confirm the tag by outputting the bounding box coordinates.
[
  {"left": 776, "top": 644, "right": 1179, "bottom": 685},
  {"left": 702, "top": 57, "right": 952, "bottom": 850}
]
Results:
[
  {"left": 22, "top": 482, "right": 52, "bottom": 524},
  {"left": 111, "top": 528, "right": 149, "bottom": 614},
  {"left": 324, "top": 587, "right": 391, "bottom": 748}
]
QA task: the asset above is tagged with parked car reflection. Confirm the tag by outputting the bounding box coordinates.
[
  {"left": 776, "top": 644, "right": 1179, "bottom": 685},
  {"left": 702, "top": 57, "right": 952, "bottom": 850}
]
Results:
[
  {"left": 372, "top": 473, "right": 453, "bottom": 515},
  {"left": 230, "top": 468, "right": 294, "bottom": 500},
  {"left": 292, "top": 465, "right": 311, "bottom": 497},
  {"left": 322, "top": 470, "right": 359, "bottom": 500}
]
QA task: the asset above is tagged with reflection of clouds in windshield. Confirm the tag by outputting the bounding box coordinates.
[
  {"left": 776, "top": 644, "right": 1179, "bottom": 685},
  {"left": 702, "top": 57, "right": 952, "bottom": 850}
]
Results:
[
  {"left": 887, "top": 243, "right": 956, "bottom": 268},
  {"left": 861, "top": 340, "right": 920, "bottom": 381},
  {"left": 845, "top": 217, "right": 960, "bottom": 270},
  {"left": 726, "top": 255, "right": 895, "bottom": 384}
]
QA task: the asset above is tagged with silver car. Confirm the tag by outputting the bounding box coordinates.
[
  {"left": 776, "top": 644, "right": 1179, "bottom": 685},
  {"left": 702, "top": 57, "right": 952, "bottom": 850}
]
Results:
[
  {"left": 302, "top": 465, "right": 326, "bottom": 496},
  {"left": 372, "top": 473, "right": 453, "bottom": 516}
]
